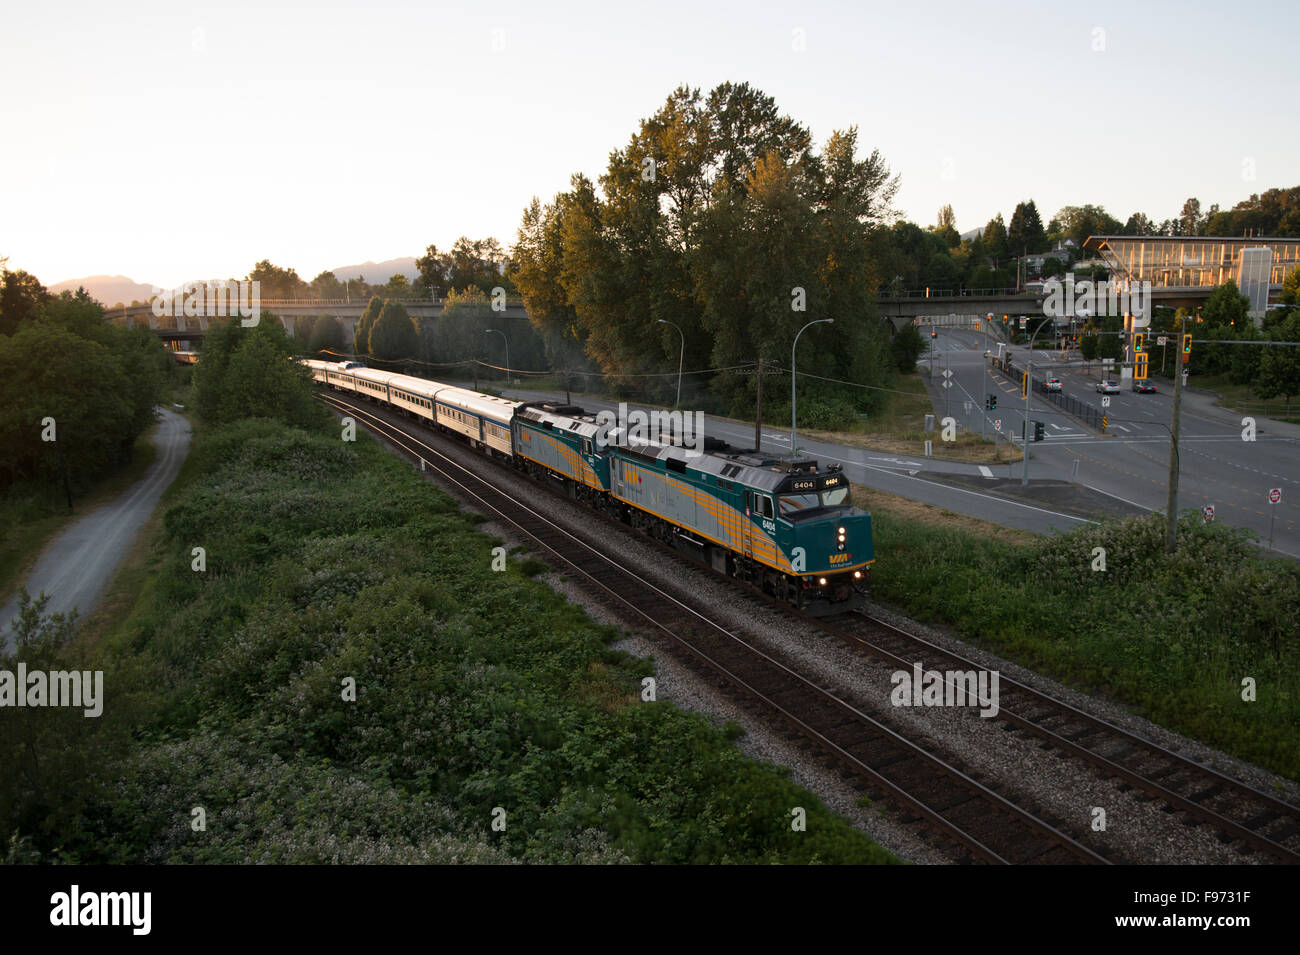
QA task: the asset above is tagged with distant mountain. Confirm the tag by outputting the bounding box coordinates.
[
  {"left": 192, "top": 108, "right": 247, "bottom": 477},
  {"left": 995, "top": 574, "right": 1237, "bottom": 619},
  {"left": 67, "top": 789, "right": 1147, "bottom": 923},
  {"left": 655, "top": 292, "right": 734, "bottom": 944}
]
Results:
[
  {"left": 49, "top": 275, "right": 156, "bottom": 307},
  {"left": 328, "top": 257, "right": 419, "bottom": 283}
]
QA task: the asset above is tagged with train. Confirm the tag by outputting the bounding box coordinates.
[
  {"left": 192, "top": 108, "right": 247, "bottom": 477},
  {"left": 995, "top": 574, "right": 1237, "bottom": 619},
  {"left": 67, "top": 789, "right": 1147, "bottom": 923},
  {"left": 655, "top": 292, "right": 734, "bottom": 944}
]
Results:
[{"left": 302, "top": 359, "right": 874, "bottom": 615}]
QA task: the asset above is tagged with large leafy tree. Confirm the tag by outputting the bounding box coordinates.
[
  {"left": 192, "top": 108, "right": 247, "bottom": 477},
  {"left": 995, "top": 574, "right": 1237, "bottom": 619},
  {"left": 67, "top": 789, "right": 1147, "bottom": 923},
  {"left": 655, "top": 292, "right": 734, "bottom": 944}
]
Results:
[
  {"left": 1254, "top": 310, "right": 1300, "bottom": 409},
  {"left": 194, "top": 317, "right": 317, "bottom": 427},
  {"left": 513, "top": 83, "right": 899, "bottom": 415},
  {"left": 0, "top": 268, "right": 49, "bottom": 336},
  {"left": 248, "top": 260, "right": 307, "bottom": 299}
]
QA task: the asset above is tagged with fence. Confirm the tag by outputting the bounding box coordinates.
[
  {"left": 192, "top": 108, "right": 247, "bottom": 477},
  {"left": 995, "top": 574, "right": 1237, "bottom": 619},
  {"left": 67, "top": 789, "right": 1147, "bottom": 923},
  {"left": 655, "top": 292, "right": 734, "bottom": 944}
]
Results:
[{"left": 1003, "top": 358, "right": 1108, "bottom": 432}]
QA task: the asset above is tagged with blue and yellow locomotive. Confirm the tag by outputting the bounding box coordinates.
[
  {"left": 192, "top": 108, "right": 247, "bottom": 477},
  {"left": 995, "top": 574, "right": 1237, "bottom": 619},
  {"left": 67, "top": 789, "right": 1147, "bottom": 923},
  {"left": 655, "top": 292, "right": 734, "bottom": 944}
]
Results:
[{"left": 303, "top": 362, "right": 872, "bottom": 614}]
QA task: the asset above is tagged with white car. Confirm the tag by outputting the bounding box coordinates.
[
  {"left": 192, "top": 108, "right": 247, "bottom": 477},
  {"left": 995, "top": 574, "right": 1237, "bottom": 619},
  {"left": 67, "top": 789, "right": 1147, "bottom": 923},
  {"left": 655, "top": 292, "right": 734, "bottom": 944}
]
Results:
[
  {"left": 1045, "top": 378, "right": 1062, "bottom": 392},
  {"left": 1095, "top": 380, "right": 1120, "bottom": 394}
]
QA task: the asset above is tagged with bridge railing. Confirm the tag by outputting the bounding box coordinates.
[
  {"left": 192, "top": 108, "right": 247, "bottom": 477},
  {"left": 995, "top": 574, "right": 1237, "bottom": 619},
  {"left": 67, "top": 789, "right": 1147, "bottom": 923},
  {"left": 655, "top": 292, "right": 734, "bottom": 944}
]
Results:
[
  {"left": 1003, "top": 357, "right": 1107, "bottom": 432},
  {"left": 879, "top": 287, "right": 1036, "bottom": 299}
]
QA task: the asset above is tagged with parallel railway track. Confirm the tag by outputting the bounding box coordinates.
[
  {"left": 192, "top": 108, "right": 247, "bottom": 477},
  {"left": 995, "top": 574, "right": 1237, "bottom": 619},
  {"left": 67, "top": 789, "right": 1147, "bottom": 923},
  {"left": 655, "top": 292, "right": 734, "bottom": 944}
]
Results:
[{"left": 319, "top": 391, "right": 1107, "bottom": 864}]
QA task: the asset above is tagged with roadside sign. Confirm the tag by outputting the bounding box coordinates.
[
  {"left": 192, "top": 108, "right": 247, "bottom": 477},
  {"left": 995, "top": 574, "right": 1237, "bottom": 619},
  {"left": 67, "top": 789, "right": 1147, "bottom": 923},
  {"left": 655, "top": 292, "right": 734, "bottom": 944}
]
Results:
[
  {"left": 1202, "top": 504, "right": 1215, "bottom": 523},
  {"left": 1182, "top": 371, "right": 1189, "bottom": 384},
  {"left": 941, "top": 380, "right": 952, "bottom": 389},
  {"left": 942, "top": 369, "right": 953, "bottom": 379},
  {"left": 994, "top": 419, "right": 1002, "bottom": 431},
  {"left": 1019, "top": 318, "right": 1026, "bottom": 329},
  {"left": 1269, "top": 488, "right": 1282, "bottom": 504},
  {"left": 1157, "top": 336, "right": 1168, "bottom": 346},
  {"left": 1100, "top": 396, "right": 1111, "bottom": 408},
  {"left": 1102, "top": 415, "right": 1109, "bottom": 429}
]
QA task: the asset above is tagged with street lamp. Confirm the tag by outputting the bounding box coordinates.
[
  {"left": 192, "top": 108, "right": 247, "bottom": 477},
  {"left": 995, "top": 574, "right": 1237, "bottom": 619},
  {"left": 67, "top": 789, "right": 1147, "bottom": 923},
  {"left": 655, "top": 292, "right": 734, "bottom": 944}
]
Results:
[
  {"left": 657, "top": 319, "right": 684, "bottom": 407},
  {"left": 791, "top": 317, "right": 833, "bottom": 458},
  {"left": 485, "top": 328, "right": 510, "bottom": 386}
]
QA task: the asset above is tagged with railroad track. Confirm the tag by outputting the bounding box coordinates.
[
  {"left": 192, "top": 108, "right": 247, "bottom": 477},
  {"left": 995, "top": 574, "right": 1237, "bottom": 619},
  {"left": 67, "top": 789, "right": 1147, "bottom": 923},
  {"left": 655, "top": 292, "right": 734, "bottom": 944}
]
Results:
[
  {"left": 318, "top": 392, "right": 1107, "bottom": 864},
  {"left": 821, "top": 611, "right": 1300, "bottom": 864}
]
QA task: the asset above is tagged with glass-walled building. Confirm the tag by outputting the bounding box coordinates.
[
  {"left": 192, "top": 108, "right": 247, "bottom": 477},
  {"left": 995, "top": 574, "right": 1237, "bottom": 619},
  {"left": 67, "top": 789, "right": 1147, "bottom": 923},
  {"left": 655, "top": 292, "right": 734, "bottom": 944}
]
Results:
[{"left": 1083, "top": 235, "right": 1300, "bottom": 317}]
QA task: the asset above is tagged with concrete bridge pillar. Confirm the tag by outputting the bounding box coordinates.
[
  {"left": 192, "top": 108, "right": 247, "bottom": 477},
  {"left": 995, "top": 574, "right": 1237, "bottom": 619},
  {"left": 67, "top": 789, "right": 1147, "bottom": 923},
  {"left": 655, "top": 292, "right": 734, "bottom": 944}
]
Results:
[{"left": 280, "top": 314, "right": 295, "bottom": 338}]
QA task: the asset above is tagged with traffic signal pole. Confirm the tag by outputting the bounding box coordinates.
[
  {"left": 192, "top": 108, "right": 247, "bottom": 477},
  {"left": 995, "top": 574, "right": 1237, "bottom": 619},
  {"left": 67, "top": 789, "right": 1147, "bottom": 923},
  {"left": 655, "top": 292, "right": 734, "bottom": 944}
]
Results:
[{"left": 1165, "top": 315, "right": 1187, "bottom": 553}]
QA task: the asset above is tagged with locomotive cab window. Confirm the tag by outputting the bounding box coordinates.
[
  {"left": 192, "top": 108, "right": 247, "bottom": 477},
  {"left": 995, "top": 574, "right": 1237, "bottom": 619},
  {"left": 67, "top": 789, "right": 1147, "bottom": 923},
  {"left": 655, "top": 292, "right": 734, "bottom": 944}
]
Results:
[{"left": 778, "top": 485, "right": 850, "bottom": 517}]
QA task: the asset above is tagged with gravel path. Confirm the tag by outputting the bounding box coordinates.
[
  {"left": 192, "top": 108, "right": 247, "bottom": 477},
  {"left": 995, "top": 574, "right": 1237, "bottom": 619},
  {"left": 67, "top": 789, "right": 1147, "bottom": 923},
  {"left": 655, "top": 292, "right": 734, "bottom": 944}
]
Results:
[{"left": 1, "top": 408, "right": 192, "bottom": 649}]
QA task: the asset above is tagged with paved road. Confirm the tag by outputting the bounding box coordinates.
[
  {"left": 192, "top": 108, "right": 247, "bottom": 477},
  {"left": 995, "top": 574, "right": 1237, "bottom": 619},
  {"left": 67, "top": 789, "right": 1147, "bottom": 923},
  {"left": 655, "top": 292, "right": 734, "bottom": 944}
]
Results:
[
  {"left": 1, "top": 407, "right": 192, "bottom": 647},
  {"left": 923, "top": 327, "right": 1300, "bottom": 556}
]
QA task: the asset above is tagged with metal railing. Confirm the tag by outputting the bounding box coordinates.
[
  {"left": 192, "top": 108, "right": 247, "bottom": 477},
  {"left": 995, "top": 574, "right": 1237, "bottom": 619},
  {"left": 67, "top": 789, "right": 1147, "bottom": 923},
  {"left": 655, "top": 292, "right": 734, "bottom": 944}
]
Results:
[
  {"left": 1003, "top": 357, "right": 1108, "bottom": 432},
  {"left": 879, "top": 287, "right": 1040, "bottom": 299}
]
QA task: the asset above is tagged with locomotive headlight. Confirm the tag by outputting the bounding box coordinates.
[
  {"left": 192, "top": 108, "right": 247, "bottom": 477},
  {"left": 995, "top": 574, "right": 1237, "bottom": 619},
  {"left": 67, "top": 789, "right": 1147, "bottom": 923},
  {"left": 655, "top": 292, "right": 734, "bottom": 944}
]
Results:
[
  {"left": 837, "top": 526, "right": 845, "bottom": 535},
  {"left": 853, "top": 571, "right": 862, "bottom": 579},
  {"left": 837, "top": 543, "right": 845, "bottom": 552},
  {"left": 818, "top": 577, "right": 827, "bottom": 586}
]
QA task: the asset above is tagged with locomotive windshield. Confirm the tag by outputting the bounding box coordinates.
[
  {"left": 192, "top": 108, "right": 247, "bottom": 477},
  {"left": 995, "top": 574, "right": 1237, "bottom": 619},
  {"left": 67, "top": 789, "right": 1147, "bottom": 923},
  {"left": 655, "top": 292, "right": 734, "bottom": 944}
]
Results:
[{"left": 778, "top": 485, "right": 850, "bottom": 517}]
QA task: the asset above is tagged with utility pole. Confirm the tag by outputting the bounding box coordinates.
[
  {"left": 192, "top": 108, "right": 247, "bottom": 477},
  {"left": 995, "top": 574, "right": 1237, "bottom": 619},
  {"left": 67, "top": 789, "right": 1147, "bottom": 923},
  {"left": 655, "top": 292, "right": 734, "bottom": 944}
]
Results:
[
  {"left": 1165, "top": 314, "right": 1186, "bottom": 553},
  {"left": 754, "top": 358, "right": 763, "bottom": 451}
]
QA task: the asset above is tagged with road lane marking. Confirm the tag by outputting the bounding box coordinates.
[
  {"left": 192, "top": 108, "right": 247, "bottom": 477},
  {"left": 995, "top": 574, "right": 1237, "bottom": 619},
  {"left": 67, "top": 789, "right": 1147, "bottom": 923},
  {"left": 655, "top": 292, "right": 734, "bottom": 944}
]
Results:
[{"left": 979, "top": 466, "right": 994, "bottom": 478}]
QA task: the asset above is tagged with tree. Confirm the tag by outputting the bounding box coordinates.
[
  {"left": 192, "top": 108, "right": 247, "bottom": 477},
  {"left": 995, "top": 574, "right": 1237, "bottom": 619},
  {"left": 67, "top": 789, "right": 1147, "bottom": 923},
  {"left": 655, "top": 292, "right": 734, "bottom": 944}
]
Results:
[
  {"left": 1202, "top": 280, "right": 1250, "bottom": 328},
  {"left": 1281, "top": 264, "right": 1300, "bottom": 306},
  {"left": 1179, "top": 197, "right": 1203, "bottom": 237},
  {"left": 194, "top": 318, "right": 317, "bottom": 427},
  {"left": 1041, "top": 257, "right": 1067, "bottom": 278},
  {"left": 1254, "top": 311, "right": 1300, "bottom": 411},
  {"left": 1123, "top": 212, "right": 1156, "bottom": 236},
  {"left": 248, "top": 260, "right": 306, "bottom": 299},
  {"left": 982, "top": 213, "right": 1009, "bottom": 263},
  {"left": 0, "top": 268, "right": 49, "bottom": 336},
  {"left": 932, "top": 204, "right": 959, "bottom": 247},
  {"left": 310, "top": 271, "right": 344, "bottom": 300},
  {"left": 384, "top": 273, "right": 410, "bottom": 296},
  {"left": 354, "top": 296, "right": 383, "bottom": 356},
  {"left": 306, "top": 314, "right": 346, "bottom": 355},
  {"left": 368, "top": 301, "right": 418, "bottom": 361},
  {"left": 416, "top": 245, "right": 451, "bottom": 297},
  {"left": 1008, "top": 200, "right": 1048, "bottom": 254},
  {"left": 1053, "top": 204, "right": 1123, "bottom": 247},
  {"left": 890, "top": 324, "right": 924, "bottom": 373}
]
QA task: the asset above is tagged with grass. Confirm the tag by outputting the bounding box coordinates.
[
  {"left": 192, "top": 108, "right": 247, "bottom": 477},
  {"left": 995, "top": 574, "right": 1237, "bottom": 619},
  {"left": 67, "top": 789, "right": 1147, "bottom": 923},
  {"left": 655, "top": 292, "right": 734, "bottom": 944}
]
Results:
[
  {"left": 797, "top": 371, "right": 1023, "bottom": 464},
  {"left": 1188, "top": 372, "right": 1300, "bottom": 423},
  {"left": 864, "top": 502, "right": 1300, "bottom": 782},
  {"left": 3, "top": 416, "right": 900, "bottom": 865}
]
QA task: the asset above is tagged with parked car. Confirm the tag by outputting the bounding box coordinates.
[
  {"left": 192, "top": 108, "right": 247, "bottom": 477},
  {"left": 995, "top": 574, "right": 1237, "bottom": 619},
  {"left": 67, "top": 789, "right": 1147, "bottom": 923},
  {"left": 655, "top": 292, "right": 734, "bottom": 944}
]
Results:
[
  {"left": 1133, "top": 381, "right": 1158, "bottom": 393},
  {"left": 1096, "top": 380, "right": 1120, "bottom": 394},
  {"left": 1045, "top": 378, "right": 1062, "bottom": 392}
]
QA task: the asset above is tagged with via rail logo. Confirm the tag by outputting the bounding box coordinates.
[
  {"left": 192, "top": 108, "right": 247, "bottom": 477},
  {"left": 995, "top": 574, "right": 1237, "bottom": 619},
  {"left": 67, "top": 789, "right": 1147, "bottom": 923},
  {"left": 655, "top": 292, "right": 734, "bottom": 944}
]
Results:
[
  {"left": 152, "top": 280, "right": 261, "bottom": 326},
  {"left": 1041, "top": 273, "right": 1152, "bottom": 328}
]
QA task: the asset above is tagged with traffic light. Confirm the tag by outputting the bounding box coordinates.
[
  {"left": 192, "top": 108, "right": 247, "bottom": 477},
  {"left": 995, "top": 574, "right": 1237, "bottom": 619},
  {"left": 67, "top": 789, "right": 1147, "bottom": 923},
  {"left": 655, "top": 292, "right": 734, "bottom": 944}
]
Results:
[
  {"left": 1021, "top": 373, "right": 1028, "bottom": 398},
  {"left": 1034, "top": 421, "right": 1045, "bottom": 442},
  {"left": 1134, "top": 332, "right": 1144, "bottom": 353},
  {"left": 1182, "top": 333, "right": 1192, "bottom": 353},
  {"left": 987, "top": 393, "right": 997, "bottom": 411},
  {"left": 1135, "top": 353, "right": 1149, "bottom": 379},
  {"left": 931, "top": 330, "right": 937, "bottom": 338}
]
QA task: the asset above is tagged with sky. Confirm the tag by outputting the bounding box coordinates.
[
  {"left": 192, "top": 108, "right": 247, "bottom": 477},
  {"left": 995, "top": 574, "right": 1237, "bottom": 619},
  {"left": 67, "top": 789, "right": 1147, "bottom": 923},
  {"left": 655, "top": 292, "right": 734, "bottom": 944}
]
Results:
[{"left": 2, "top": 0, "right": 1297, "bottom": 289}]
